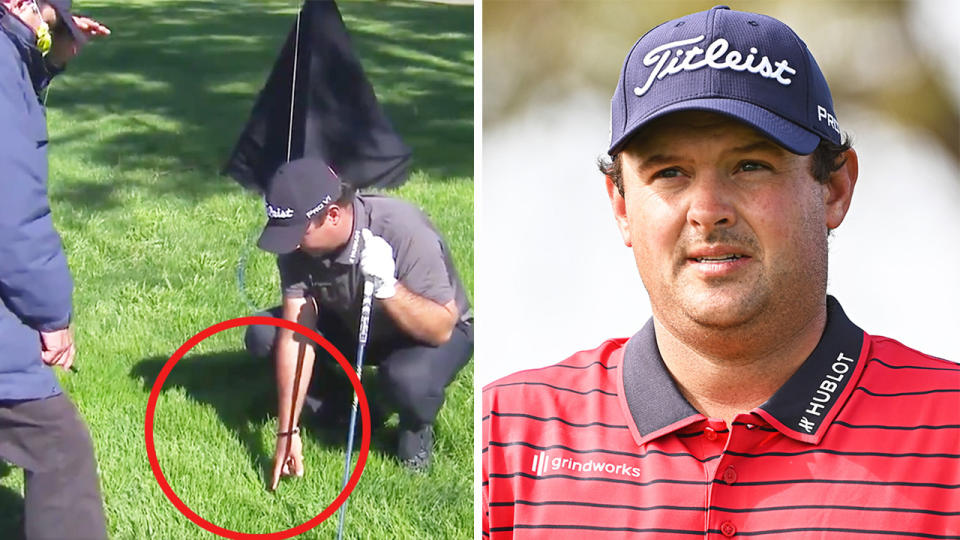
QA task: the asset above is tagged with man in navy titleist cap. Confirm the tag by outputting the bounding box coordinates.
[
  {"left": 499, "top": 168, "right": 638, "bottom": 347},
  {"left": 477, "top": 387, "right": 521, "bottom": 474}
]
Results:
[
  {"left": 0, "top": 0, "right": 109, "bottom": 538},
  {"left": 246, "top": 158, "right": 473, "bottom": 489},
  {"left": 482, "top": 6, "right": 959, "bottom": 538}
]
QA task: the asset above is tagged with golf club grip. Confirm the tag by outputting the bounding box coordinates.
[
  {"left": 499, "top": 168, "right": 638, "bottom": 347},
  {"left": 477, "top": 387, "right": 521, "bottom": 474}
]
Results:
[
  {"left": 352, "top": 279, "right": 374, "bottom": 408},
  {"left": 357, "top": 279, "right": 374, "bottom": 346}
]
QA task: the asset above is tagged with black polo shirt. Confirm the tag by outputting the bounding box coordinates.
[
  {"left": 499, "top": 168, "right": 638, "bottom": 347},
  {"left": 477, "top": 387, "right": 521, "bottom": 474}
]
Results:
[
  {"left": 482, "top": 297, "right": 960, "bottom": 538},
  {"left": 278, "top": 194, "right": 470, "bottom": 345}
]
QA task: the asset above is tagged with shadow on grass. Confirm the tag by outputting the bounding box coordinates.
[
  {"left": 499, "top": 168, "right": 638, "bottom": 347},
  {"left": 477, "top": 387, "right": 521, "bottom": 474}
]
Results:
[
  {"left": 129, "top": 350, "right": 395, "bottom": 489},
  {"left": 0, "top": 461, "right": 23, "bottom": 538},
  {"left": 49, "top": 1, "right": 472, "bottom": 212}
]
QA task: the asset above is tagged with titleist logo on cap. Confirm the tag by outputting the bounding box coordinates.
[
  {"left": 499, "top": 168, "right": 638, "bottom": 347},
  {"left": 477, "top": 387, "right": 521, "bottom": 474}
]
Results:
[
  {"left": 634, "top": 35, "right": 798, "bottom": 97},
  {"left": 266, "top": 204, "right": 294, "bottom": 219}
]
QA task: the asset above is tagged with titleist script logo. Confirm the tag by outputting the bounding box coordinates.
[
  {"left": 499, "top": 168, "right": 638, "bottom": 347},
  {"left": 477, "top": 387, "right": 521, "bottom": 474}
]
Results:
[
  {"left": 266, "top": 204, "right": 294, "bottom": 219},
  {"left": 798, "top": 352, "right": 856, "bottom": 433},
  {"left": 634, "top": 35, "right": 797, "bottom": 97},
  {"left": 531, "top": 451, "right": 641, "bottom": 478}
]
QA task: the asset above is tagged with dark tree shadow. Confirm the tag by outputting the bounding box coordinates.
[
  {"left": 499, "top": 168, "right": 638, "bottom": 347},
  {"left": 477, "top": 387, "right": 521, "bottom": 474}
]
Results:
[
  {"left": 129, "top": 350, "right": 395, "bottom": 488},
  {"left": 48, "top": 1, "right": 473, "bottom": 213},
  {"left": 0, "top": 461, "right": 24, "bottom": 539}
]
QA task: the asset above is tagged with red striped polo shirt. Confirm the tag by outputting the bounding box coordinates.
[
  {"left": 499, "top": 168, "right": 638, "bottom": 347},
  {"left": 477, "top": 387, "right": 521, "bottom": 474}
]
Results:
[{"left": 482, "top": 297, "right": 960, "bottom": 538}]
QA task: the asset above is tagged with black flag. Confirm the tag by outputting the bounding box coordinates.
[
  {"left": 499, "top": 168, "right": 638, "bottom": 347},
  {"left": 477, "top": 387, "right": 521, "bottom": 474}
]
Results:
[{"left": 224, "top": 0, "right": 412, "bottom": 191}]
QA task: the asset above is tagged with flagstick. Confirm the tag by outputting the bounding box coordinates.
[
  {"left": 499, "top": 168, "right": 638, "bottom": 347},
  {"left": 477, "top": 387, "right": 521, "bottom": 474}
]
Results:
[
  {"left": 279, "top": 5, "right": 303, "bottom": 488},
  {"left": 286, "top": 10, "right": 301, "bottom": 163}
]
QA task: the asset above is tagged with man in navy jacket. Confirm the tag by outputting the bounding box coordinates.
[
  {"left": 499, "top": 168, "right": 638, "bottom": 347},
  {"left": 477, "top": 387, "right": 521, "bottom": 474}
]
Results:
[{"left": 0, "top": 1, "right": 108, "bottom": 537}]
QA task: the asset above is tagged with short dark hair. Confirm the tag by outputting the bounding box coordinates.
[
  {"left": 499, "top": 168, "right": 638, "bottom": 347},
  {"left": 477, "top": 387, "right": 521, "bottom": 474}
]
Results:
[
  {"left": 599, "top": 134, "right": 853, "bottom": 197},
  {"left": 335, "top": 183, "right": 357, "bottom": 207}
]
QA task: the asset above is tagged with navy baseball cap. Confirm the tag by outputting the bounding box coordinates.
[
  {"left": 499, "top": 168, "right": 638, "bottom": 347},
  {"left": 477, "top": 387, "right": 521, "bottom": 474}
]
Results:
[
  {"left": 258, "top": 158, "right": 342, "bottom": 254},
  {"left": 609, "top": 5, "right": 841, "bottom": 156},
  {"left": 47, "top": 0, "right": 87, "bottom": 45}
]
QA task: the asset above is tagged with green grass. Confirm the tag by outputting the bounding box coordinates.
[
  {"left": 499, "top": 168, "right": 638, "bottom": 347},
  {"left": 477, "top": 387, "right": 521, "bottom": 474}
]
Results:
[{"left": 0, "top": 1, "right": 473, "bottom": 538}]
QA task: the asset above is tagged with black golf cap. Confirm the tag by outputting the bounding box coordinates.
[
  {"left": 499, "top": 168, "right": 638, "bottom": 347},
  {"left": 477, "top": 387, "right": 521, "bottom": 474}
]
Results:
[
  {"left": 47, "top": 0, "right": 87, "bottom": 45},
  {"left": 258, "top": 158, "right": 342, "bottom": 254}
]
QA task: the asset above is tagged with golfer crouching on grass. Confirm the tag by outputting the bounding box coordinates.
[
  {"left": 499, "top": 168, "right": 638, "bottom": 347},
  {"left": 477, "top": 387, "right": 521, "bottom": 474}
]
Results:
[
  {"left": 244, "top": 158, "right": 473, "bottom": 489},
  {"left": 0, "top": 0, "right": 109, "bottom": 538}
]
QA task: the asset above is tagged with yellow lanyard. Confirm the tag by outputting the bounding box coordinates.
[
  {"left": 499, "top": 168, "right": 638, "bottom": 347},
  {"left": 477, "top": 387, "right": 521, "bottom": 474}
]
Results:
[{"left": 26, "top": 1, "right": 51, "bottom": 55}]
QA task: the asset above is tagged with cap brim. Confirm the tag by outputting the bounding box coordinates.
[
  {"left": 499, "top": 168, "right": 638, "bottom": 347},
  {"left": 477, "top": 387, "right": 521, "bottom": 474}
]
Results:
[
  {"left": 608, "top": 98, "right": 821, "bottom": 156},
  {"left": 257, "top": 221, "right": 307, "bottom": 254}
]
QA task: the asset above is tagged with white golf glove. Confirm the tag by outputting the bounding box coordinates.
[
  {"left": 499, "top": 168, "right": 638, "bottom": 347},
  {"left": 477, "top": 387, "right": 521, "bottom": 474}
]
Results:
[{"left": 360, "top": 228, "right": 397, "bottom": 299}]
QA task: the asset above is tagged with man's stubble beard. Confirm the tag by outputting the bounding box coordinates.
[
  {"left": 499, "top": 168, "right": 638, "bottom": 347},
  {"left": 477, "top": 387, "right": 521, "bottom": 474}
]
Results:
[{"left": 642, "top": 222, "right": 829, "bottom": 360}]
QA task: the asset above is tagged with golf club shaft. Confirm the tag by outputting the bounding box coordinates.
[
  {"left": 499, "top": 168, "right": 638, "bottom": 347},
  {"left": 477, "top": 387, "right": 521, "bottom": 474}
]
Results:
[{"left": 336, "top": 279, "right": 374, "bottom": 540}]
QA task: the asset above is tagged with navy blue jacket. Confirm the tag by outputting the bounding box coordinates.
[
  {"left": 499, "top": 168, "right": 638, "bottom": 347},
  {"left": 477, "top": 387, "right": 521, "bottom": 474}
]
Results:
[{"left": 0, "top": 8, "right": 72, "bottom": 400}]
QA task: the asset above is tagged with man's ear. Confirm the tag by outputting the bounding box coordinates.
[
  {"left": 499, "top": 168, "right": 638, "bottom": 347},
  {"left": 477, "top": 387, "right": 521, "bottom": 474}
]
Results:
[
  {"left": 824, "top": 148, "right": 858, "bottom": 231},
  {"left": 325, "top": 205, "right": 342, "bottom": 226},
  {"left": 605, "top": 175, "right": 632, "bottom": 248}
]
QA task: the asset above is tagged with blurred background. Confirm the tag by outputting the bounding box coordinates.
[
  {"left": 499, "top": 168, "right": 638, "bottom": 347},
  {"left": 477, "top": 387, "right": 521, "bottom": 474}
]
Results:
[{"left": 478, "top": 0, "right": 960, "bottom": 385}]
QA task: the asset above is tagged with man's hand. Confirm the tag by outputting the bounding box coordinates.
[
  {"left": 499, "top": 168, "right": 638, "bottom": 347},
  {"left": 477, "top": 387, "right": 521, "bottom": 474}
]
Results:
[
  {"left": 270, "top": 430, "right": 304, "bottom": 490},
  {"left": 360, "top": 229, "right": 397, "bottom": 299},
  {"left": 71, "top": 15, "right": 111, "bottom": 37},
  {"left": 47, "top": 15, "right": 110, "bottom": 67},
  {"left": 40, "top": 326, "right": 75, "bottom": 371}
]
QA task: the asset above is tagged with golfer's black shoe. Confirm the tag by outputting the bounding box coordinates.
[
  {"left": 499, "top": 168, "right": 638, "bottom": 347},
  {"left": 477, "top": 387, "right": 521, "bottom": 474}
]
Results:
[{"left": 398, "top": 423, "right": 433, "bottom": 471}]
